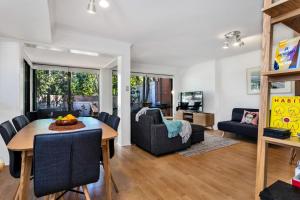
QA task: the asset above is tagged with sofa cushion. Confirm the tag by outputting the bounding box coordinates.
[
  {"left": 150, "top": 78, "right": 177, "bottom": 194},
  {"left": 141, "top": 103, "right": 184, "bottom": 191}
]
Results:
[
  {"left": 218, "top": 121, "right": 258, "bottom": 138},
  {"left": 241, "top": 110, "right": 259, "bottom": 125},
  {"left": 232, "top": 108, "right": 259, "bottom": 122},
  {"left": 146, "top": 110, "right": 163, "bottom": 124}
]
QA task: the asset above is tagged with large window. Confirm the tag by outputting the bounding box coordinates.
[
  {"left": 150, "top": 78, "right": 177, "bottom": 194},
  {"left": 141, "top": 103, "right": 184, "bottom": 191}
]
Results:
[
  {"left": 33, "top": 65, "right": 99, "bottom": 116},
  {"left": 112, "top": 72, "right": 173, "bottom": 116}
]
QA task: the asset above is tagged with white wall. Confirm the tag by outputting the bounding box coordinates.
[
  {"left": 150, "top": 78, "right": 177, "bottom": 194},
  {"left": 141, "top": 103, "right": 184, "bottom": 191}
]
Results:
[
  {"left": 100, "top": 68, "right": 113, "bottom": 114},
  {"left": 178, "top": 50, "right": 295, "bottom": 127},
  {"left": 179, "top": 60, "right": 216, "bottom": 113},
  {"left": 215, "top": 50, "right": 262, "bottom": 123},
  {"left": 0, "top": 40, "right": 23, "bottom": 164}
]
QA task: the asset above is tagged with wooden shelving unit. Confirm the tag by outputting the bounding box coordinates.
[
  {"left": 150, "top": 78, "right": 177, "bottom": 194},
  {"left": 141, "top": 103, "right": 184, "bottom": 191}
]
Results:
[{"left": 255, "top": 0, "right": 300, "bottom": 200}]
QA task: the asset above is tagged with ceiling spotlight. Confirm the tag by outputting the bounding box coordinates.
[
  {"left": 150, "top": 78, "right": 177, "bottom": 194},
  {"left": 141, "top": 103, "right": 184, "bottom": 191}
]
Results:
[
  {"left": 223, "top": 42, "right": 229, "bottom": 49},
  {"left": 222, "top": 31, "right": 245, "bottom": 49},
  {"left": 87, "top": 0, "right": 96, "bottom": 14},
  {"left": 99, "top": 0, "right": 110, "bottom": 8}
]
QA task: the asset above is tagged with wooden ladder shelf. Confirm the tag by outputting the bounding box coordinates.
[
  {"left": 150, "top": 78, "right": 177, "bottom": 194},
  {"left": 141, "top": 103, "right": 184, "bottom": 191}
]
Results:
[{"left": 255, "top": 0, "right": 300, "bottom": 200}]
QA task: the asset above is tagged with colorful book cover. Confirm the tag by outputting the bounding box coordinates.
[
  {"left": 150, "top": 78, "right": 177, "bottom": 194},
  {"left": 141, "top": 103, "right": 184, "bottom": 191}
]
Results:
[
  {"left": 273, "top": 37, "right": 300, "bottom": 71},
  {"left": 270, "top": 96, "right": 300, "bottom": 137}
]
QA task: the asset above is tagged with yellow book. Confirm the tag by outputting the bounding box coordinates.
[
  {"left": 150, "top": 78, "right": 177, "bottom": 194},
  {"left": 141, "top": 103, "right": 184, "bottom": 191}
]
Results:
[{"left": 270, "top": 96, "right": 300, "bottom": 137}]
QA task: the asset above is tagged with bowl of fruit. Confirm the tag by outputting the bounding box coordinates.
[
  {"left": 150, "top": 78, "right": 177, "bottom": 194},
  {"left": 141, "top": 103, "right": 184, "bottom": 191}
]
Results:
[{"left": 55, "top": 114, "right": 78, "bottom": 126}]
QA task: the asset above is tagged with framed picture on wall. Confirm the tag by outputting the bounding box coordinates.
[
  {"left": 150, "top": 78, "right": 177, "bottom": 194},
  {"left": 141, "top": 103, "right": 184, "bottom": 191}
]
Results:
[{"left": 247, "top": 67, "right": 292, "bottom": 95}]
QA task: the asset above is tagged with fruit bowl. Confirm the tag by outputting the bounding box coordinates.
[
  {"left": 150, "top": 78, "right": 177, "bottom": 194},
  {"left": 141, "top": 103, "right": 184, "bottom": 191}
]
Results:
[
  {"left": 55, "top": 114, "right": 78, "bottom": 126},
  {"left": 55, "top": 119, "right": 78, "bottom": 126}
]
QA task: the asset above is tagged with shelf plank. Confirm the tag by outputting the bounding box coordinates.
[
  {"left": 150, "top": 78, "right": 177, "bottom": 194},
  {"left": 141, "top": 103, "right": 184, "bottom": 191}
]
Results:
[
  {"left": 262, "top": 69, "right": 300, "bottom": 81},
  {"left": 263, "top": 0, "right": 300, "bottom": 32},
  {"left": 263, "top": 136, "right": 300, "bottom": 148},
  {"left": 263, "top": 0, "right": 300, "bottom": 18},
  {"left": 262, "top": 68, "right": 300, "bottom": 76}
]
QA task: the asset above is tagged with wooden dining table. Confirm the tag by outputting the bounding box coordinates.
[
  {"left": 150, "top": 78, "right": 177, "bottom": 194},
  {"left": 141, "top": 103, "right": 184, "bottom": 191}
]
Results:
[{"left": 7, "top": 117, "right": 118, "bottom": 200}]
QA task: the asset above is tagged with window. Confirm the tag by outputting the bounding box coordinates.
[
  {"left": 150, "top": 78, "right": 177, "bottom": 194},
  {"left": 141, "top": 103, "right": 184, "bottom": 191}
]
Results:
[{"left": 33, "top": 65, "right": 99, "bottom": 117}]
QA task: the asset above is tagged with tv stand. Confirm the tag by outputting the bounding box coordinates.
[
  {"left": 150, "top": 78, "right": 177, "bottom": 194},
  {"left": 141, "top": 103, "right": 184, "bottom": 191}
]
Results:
[{"left": 175, "top": 110, "right": 214, "bottom": 129}]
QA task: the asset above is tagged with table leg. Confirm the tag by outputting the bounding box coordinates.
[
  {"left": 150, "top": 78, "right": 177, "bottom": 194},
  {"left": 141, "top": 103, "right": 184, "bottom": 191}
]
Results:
[
  {"left": 16, "top": 151, "right": 32, "bottom": 200},
  {"left": 102, "top": 140, "right": 112, "bottom": 200}
]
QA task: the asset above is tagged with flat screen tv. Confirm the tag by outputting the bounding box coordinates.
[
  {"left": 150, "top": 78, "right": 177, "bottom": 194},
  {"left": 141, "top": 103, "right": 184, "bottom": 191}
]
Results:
[{"left": 180, "top": 91, "right": 203, "bottom": 111}]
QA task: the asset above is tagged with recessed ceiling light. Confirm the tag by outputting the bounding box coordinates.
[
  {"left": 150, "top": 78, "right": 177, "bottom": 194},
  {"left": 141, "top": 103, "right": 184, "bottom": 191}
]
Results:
[
  {"left": 99, "top": 0, "right": 110, "bottom": 8},
  {"left": 70, "top": 49, "right": 99, "bottom": 56},
  {"left": 34, "top": 45, "right": 64, "bottom": 52},
  {"left": 87, "top": 0, "right": 96, "bottom": 14}
]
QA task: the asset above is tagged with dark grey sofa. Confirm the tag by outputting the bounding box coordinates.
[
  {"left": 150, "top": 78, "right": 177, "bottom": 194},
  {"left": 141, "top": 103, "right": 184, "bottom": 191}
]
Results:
[
  {"left": 217, "top": 108, "right": 258, "bottom": 138},
  {"left": 131, "top": 109, "right": 204, "bottom": 156}
]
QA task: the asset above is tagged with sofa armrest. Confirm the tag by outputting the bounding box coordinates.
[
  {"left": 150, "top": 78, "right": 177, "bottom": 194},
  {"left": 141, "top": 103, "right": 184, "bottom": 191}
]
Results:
[{"left": 150, "top": 124, "right": 191, "bottom": 156}]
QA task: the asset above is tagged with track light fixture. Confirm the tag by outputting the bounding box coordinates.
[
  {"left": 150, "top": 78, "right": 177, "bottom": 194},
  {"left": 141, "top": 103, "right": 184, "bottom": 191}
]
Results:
[
  {"left": 87, "top": 0, "right": 110, "bottom": 14},
  {"left": 87, "top": 0, "right": 96, "bottom": 14},
  {"left": 222, "top": 31, "right": 245, "bottom": 49}
]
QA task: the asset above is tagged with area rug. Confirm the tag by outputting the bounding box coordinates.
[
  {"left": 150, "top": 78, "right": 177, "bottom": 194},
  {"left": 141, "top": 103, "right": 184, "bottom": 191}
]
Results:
[{"left": 179, "top": 133, "right": 240, "bottom": 157}]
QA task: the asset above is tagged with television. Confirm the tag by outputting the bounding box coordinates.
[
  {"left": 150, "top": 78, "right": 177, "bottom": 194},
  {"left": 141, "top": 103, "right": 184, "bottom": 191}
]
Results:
[{"left": 179, "top": 91, "right": 203, "bottom": 112}]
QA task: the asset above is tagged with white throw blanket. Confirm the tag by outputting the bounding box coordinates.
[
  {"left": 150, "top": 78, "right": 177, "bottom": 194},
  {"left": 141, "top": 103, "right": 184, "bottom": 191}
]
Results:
[
  {"left": 178, "top": 120, "right": 192, "bottom": 144},
  {"left": 135, "top": 107, "right": 192, "bottom": 143},
  {"left": 135, "top": 107, "right": 150, "bottom": 122}
]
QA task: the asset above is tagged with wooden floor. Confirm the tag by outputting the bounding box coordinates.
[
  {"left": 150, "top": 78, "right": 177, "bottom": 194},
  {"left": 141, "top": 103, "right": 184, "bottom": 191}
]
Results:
[{"left": 0, "top": 131, "right": 296, "bottom": 200}]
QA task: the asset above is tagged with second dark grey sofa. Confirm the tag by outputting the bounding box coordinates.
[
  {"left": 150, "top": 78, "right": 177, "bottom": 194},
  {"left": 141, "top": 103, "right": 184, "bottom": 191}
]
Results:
[
  {"left": 217, "top": 108, "right": 259, "bottom": 138},
  {"left": 131, "top": 109, "right": 204, "bottom": 156}
]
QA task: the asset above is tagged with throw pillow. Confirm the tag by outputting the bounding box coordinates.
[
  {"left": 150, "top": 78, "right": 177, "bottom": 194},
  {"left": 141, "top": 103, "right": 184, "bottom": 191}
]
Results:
[{"left": 241, "top": 110, "right": 259, "bottom": 125}]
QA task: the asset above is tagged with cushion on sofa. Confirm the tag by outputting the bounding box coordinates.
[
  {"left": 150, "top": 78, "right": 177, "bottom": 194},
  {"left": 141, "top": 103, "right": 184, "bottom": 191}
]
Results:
[
  {"left": 241, "top": 110, "right": 259, "bottom": 125},
  {"left": 231, "top": 108, "right": 259, "bottom": 122},
  {"left": 146, "top": 110, "right": 163, "bottom": 124},
  {"left": 218, "top": 121, "right": 258, "bottom": 138}
]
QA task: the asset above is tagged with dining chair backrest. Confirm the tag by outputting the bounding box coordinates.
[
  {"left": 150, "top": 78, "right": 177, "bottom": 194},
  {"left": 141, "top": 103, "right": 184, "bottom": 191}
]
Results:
[
  {"left": 98, "top": 112, "right": 109, "bottom": 123},
  {"left": 12, "top": 115, "right": 30, "bottom": 132},
  {"left": 106, "top": 115, "right": 120, "bottom": 159},
  {"left": 33, "top": 129, "right": 102, "bottom": 197},
  {"left": 106, "top": 115, "right": 120, "bottom": 131},
  {"left": 0, "top": 121, "right": 21, "bottom": 178}
]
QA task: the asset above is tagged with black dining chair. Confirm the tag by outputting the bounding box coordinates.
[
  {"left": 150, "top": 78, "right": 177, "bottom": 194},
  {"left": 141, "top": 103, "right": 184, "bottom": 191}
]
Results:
[
  {"left": 103, "top": 114, "right": 120, "bottom": 193},
  {"left": 12, "top": 115, "right": 30, "bottom": 132},
  {"left": 0, "top": 121, "right": 22, "bottom": 178},
  {"left": 33, "top": 129, "right": 102, "bottom": 199},
  {"left": 98, "top": 112, "right": 109, "bottom": 123},
  {"left": 0, "top": 121, "right": 22, "bottom": 198}
]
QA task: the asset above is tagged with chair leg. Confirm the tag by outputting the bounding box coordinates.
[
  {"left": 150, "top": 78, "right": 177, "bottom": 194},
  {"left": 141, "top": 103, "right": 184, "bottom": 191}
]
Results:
[
  {"left": 111, "top": 174, "right": 119, "bottom": 193},
  {"left": 289, "top": 148, "right": 297, "bottom": 164},
  {"left": 82, "top": 185, "right": 91, "bottom": 200}
]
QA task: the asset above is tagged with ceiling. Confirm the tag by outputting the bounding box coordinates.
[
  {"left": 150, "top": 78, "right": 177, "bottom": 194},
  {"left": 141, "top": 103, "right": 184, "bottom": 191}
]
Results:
[
  {"left": 24, "top": 46, "right": 116, "bottom": 69},
  {"left": 53, "top": 0, "right": 264, "bottom": 67},
  {"left": 0, "top": 0, "right": 274, "bottom": 68},
  {"left": 0, "top": 0, "right": 52, "bottom": 43}
]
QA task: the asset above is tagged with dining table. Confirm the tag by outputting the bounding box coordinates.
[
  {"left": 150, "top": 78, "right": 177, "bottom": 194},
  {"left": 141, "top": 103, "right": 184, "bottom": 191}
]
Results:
[{"left": 7, "top": 117, "right": 118, "bottom": 200}]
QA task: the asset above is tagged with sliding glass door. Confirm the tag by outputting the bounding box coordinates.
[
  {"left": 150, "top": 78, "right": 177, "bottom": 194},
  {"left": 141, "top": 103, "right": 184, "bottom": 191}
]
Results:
[
  {"left": 33, "top": 65, "right": 99, "bottom": 117},
  {"left": 71, "top": 71, "right": 99, "bottom": 116},
  {"left": 34, "top": 69, "right": 69, "bottom": 111},
  {"left": 113, "top": 71, "right": 173, "bottom": 116}
]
